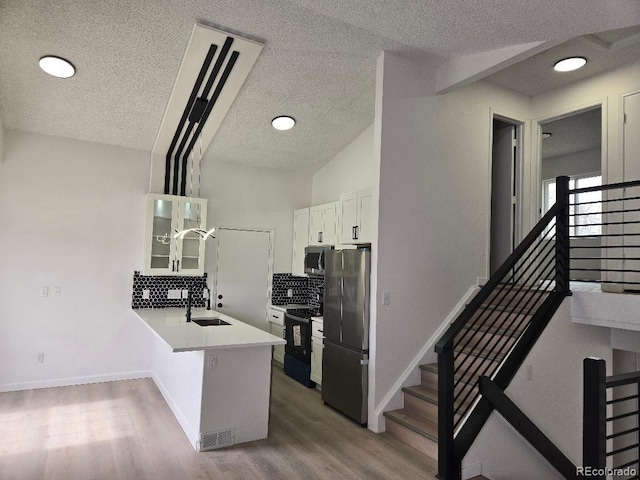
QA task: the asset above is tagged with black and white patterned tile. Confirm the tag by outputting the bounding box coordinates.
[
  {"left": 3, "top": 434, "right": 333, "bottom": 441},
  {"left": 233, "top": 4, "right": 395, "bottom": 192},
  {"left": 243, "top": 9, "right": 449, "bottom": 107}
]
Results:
[{"left": 131, "top": 271, "right": 208, "bottom": 309}]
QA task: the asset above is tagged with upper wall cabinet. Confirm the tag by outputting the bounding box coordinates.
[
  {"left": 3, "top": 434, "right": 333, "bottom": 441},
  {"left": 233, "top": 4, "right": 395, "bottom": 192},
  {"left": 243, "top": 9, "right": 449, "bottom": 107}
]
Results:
[
  {"left": 292, "top": 207, "right": 310, "bottom": 276},
  {"left": 144, "top": 194, "right": 208, "bottom": 276},
  {"left": 308, "top": 202, "right": 338, "bottom": 246},
  {"left": 338, "top": 189, "right": 372, "bottom": 244}
]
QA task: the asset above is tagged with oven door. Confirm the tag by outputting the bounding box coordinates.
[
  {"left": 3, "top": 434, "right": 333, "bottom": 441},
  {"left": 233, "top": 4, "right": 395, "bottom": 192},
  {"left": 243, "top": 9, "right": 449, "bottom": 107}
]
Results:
[{"left": 285, "top": 315, "right": 312, "bottom": 363}]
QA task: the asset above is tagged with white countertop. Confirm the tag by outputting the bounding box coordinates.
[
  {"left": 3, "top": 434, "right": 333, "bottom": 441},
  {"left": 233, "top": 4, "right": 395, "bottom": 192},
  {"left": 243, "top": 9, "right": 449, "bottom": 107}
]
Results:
[{"left": 133, "top": 308, "right": 286, "bottom": 352}]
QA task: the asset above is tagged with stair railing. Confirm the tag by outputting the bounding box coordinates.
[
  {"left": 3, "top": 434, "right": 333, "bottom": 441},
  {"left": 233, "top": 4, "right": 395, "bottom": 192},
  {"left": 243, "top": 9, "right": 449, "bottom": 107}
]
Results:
[
  {"left": 435, "top": 176, "right": 572, "bottom": 480},
  {"left": 436, "top": 176, "right": 640, "bottom": 480},
  {"left": 583, "top": 358, "right": 640, "bottom": 480}
]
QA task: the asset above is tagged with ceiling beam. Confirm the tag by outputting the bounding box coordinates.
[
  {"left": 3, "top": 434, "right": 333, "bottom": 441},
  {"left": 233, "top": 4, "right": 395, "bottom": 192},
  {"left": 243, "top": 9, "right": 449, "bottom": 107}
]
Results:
[{"left": 435, "top": 40, "right": 563, "bottom": 94}]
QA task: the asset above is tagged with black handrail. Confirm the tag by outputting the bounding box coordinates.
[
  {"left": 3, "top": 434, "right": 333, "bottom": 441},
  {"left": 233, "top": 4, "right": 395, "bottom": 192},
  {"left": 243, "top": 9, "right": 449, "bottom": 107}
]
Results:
[
  {"left": 584, "top": 358, "right": 640, "bottom": 479},
  {"left": 435, "top": 204, "right": 561, "bottom": 354},
  {"left": 436, "top": 176, "right": 572, "bottom": 480}
]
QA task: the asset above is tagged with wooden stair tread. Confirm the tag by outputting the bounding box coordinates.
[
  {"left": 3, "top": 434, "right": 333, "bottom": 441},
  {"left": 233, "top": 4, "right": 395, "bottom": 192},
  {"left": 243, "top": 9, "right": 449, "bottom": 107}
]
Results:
[
  {"left": 402, "top": 384, "right": 438, "bottom": 404},
  {"left": 460, "top": 321, "right": 527, "bottom": 338},
  {"left": 420, "top": 362, "right": 482, "bottom": 387},
  {"left": 383, "top": 408, "right": 438, "bottom": 442}
]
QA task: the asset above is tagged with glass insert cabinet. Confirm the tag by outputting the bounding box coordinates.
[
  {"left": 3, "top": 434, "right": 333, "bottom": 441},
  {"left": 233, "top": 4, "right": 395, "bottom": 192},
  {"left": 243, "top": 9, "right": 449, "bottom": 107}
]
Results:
[{"left": 144, "top": 193, "right": 208, "bottom": 275}]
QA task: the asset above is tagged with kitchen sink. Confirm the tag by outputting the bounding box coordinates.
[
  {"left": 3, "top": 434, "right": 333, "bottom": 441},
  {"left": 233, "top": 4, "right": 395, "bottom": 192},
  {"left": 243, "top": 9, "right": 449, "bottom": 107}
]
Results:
[{"left": 192, "top": 318, "right": 231, "bottom": 326}]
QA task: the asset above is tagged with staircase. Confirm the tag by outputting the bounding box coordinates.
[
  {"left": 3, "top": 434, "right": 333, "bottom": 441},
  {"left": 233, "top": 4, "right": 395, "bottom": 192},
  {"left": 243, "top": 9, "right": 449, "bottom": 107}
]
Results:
[{"left": 383, "top": 285, "right": 548, "bottom": 462}]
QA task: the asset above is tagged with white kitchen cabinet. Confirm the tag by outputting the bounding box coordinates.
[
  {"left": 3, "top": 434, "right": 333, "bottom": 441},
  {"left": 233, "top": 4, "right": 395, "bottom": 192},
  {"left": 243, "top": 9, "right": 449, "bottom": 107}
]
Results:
[
  {"left": 310, "top": 317, "right": 324, "bottom": 386},
  {"left": 308, "top": 202, "right": 338, "bottom": 246},
  {"left": 338, "top": 189, "right": 372, "bottom": 244},
  {"left": 143, "top": 193, "right": 208, "bottom": 276},
  {"left": 268, "top": 307, "right": 286, "bottom": 364},
  {"left": 291, "top": 208, "right": 310, "bottom": 276}
]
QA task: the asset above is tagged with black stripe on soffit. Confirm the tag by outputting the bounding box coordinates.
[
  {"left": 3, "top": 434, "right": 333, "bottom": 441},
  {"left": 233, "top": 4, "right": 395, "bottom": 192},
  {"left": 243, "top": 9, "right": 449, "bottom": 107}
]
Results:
[
  {"left": 164, "top": 43, "right": 218, "bottom": 195},
  {"left": 174, "top": 37, "right": 236, "bottom": 196},
  {"left": 180, "top": 49, "right": 240, "bottom": 196}
]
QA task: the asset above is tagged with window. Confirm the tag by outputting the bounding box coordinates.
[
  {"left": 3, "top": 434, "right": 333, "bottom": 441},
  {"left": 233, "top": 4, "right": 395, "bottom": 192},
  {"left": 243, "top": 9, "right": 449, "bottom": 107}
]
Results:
[{"left": 542, "top": 174, "right": 602, "bottom": 237}]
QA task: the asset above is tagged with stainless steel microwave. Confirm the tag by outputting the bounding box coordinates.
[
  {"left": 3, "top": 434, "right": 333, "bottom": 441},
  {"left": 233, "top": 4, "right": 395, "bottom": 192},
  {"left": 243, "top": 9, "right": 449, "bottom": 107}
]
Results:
[{"left": 304, "top": 245, "right": 333, "bottom": 275}]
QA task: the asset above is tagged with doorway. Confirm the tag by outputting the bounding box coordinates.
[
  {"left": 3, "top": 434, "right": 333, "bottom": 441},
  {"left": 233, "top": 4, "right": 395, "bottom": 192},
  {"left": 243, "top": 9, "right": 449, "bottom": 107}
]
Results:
[
  {"left": 538, "top": 106, "right": 603, "bottom": 286},
  {"left": 213, "top": 227, "right": 273, "bottom": 331},
  {"left": 490, "top": 117, "right": 522, "bottom": 276}
]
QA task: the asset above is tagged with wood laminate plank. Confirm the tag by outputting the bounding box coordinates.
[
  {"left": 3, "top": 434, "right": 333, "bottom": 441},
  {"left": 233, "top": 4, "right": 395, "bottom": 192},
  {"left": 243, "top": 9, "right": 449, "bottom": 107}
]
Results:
[{"left": 0, "top": 366, "right": 437, "bottom": 479}]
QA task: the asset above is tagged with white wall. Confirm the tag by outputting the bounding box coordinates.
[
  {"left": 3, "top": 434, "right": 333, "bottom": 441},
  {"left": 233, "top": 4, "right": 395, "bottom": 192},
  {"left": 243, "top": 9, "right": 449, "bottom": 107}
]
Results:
[
  {"left": 198, "top": 160, "right": 312, "bottom": 274},
  {"left": 0, "top": 130, "right": 153, "bottom": 391},
  {"left": 463, "top": 300, "right": 612, "bottom": 478},
  {"left": 311, "top": 124, "right": 374, "bottom": 205},
  {"left": 532, "top": 61, "right": 640, "bottom": 187},
  {"left": 541, "top": 148, "right": 601, "bottom": 180},
  {"left": 370, "top": 51, "right": 532, "bottom": 430}
]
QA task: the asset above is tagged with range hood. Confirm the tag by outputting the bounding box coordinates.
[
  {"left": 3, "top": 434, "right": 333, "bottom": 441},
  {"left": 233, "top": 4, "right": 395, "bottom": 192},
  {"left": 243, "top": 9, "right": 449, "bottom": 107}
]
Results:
[{"left": 150, "top": 24, "right": 263, "bottom": 196}]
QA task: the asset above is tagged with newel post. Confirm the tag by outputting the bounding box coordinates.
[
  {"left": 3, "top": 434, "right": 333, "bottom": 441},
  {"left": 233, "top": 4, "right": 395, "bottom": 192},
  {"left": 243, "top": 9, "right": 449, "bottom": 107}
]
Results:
[
  {"left": 555, "top": 175, "right": 571, "bottom": 294},
  {"left": 583, "top": 357, "right": 606, "bottom": 479},
  {"left": 437, "top": 343, "right": 460, "bottom": 480}
]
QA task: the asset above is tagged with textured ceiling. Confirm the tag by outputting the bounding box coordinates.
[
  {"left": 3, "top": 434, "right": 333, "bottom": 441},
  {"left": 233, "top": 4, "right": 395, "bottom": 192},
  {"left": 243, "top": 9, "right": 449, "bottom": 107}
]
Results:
[
  {"left": 1, "top": 1, "right": 639, "bottom": 173},
  {"left": 541, "top": 107, "right": 602, "bottom": 160},
  {"left": 486, "top": 25, "right": 640, "bottom": 96}
]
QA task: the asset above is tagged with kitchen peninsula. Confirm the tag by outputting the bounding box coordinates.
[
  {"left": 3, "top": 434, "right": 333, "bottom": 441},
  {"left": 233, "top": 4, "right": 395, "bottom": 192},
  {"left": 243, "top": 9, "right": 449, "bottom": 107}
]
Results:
[{"left": 133, "top": 308, "right": 285, "bottom": 451}]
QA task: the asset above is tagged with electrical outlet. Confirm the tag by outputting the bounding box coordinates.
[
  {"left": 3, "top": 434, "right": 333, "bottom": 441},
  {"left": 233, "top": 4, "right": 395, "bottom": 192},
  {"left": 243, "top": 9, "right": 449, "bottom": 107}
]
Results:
[
  {"left": 142, "top": 289, "right": 150, "bottom": 300},
  {"left": 287, "top": 288, "right": 293, "bottom": 298},
  {"left": 36, "top": 353, "right": 45, "bottom": 364},
  {"left": 382, "top": 292, "right": 390, "bottom": 305},
  {"left": 207, "top": 355, "right": 217, "bottom": 369},
  {"left": 53, "top": 286, "right": 61, "bottom": 297},
  {"left": 525, "top": 364, "right": 533, "bottom": 381},
  {"left": 40, "top": 287, "right": 49, "bottom": 297},
  {"left": 182, "top": 289, "right": 189, "bottom": 299},
  {"left": 167, "top": 289, "right": 181, "bottom": 299}
]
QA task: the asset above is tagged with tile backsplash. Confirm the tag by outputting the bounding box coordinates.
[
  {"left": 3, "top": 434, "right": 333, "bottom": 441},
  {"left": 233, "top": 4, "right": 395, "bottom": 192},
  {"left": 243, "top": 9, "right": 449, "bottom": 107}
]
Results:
[
  {"left": 131, "top": 271, "right": 207, "bottom": 309},
  {"left": 271, "top": 273, "right": 324, "bottom": 309}
]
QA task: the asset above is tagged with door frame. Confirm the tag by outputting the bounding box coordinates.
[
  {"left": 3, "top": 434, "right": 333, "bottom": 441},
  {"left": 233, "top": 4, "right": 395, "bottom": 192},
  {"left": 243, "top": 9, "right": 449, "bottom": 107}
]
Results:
[
  {"left": 212, "top": 225, "right": 275, "bottom": 327},
  {"left": 530, "top": 98, "right": 608, "bottom": 227},
  {"left": 486, "top": 111, "right": 525, "bottom": 281}
]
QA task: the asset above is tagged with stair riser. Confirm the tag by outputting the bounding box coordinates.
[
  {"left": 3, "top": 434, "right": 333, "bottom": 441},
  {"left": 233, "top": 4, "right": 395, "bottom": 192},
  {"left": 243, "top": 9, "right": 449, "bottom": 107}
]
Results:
[
  {"left": 455, "top": 328, "right": 518, "bottom": 354},
  {"left": 468, "top": 309, "right": 531, "bottom": 332},
  {"left": 385, "top": 419, "right": 438, "bottom": 461},
  {"left": 404, "top": 393, "right": 438, "bottom": 423},
  {"left": 485, "top": 288, "right": 547, "bottom": 309},
  {"left": 455, "top": 353, "right": 501, "bottom": 380}
]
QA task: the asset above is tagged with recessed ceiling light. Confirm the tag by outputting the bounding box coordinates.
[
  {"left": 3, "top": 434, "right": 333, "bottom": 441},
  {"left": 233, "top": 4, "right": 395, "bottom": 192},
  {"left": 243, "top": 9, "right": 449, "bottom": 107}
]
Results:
[
  {"left": 39, "top": 56, "right": 75, "bottom": 78},
  {"left": 553, "top": 57, "right": 587, "bottom": 73},
  {"left": 272, "top": 116, "right": 295, "bottom": 131},
  {"left": 542, "top": 132, "right": 552, "bottom": 139}
]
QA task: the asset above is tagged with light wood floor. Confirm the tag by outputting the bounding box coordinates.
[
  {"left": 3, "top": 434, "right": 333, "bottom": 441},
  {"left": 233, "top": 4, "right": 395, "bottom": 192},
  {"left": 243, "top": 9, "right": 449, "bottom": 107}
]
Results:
[{"left": 0, "top": 365, "right": 437, "bottom": 479}]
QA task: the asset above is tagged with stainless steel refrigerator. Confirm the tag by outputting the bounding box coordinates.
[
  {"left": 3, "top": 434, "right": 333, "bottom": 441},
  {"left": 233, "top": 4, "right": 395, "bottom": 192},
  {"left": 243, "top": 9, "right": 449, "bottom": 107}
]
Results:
[{"left": 321, "top": 247, "right": 370, "bottom": 425}]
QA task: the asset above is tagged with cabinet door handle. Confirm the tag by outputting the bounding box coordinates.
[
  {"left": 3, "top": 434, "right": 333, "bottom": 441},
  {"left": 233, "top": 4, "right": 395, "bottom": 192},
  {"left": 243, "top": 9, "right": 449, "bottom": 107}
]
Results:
[
  {"left": 355, "top": 226, "right": 359, "bottom": 240},
  {"left": 318, "top": 231, "right": 322, "bottom": 243},
  {"left": 217, "top": 303, "right": 223, "bottom": 308},
  {"left": 318, "top": 329, "right": 323, "bottom": 333},
  {"left": 176, "top": 260, "right": 180, "bottom": 271},
  {"left": 352, "top": 226, "right": 357, "bottom": 240},
  {"left": 218, "top": 294, "right": 223, "bottom": 299},
  {"left": 172, "top": 260, "right": 175, "bottom": 272},
  {"left": 272, "top": 315, "right": 279, "bottom": 319}
]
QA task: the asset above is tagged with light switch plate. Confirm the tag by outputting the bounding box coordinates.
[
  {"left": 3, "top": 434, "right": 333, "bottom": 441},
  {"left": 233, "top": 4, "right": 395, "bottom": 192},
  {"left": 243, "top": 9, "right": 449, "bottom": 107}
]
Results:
[{"left": 40, "top": 287, "right": 49, "bottom": 297}]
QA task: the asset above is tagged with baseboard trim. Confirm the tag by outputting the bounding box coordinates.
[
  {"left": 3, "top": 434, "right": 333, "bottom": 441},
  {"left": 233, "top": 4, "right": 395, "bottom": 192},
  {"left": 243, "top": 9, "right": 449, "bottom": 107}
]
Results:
[
  {"left": 0, "top": 370, "right": 152, "bottom": 393},
  {"left": 370, "top": 284, "right": 479, "bottom": 433}
]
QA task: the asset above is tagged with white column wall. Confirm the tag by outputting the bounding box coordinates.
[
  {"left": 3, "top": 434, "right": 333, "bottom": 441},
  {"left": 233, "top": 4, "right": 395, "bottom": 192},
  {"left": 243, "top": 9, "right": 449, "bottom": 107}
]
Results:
[
  {"left": 370, "top": 52, "right": 532, "bottom": 430},
  {"left": 0, "top": 130, "right": 152, "bottom": 391}
]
